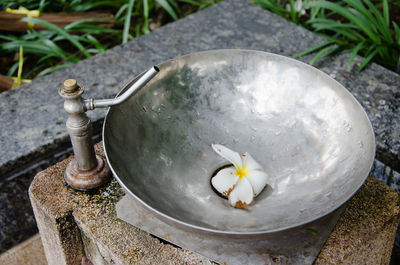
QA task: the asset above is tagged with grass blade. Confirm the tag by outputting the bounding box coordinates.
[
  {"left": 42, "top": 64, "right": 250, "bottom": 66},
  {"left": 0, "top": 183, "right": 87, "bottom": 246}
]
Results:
[
  {"left": 293, "top": 40, "right": 335, "bottom": 58},
  {"left": 347, "top": 41, "right": 365, "bottom": 71},
  {"left": 157, "top": 0, "right": 178, "bottom": 20},
  {"left": 21, "top": 17, "right": 91, "bottom": 58},
  {"left": 38, "top": 61, "right": 75, "bottom": 77},
  {"left": 383, "top": 0, "right": 389, "bottom": 28},
  {"left": 64, "top": 17, "right": 115, "bottom": 31},
  {"left": 289, "top": 0, "right": 297, "bottom": 23},
  {"left": 310, "top": 44, "right": 338, "bottom": 65},
  {"left": 70, "top": 1, "right": 121, "bottom": 12},
  {"left": 393, "top": 22, "right": 400, "bottom": 45},
  {"left": 143, "top": 0, "right": 150, "bottom": 34},
  {"left": 7, "top": 61, "right": 19, "bottom": 77},
  {"left": 307, "top": 1, "right": 379, "bottom": 43},
  {"left": 116, "top": 4, "right": 129, "bottom": 20},
  {"left": 123, "top": 0, "right": 135, "bottom": 43},
  {"left": 363, "top": 0, "right": 392, "bottom": 43},
  {"left": 358, "top": 46, "right": 381, "bottom": 71}
]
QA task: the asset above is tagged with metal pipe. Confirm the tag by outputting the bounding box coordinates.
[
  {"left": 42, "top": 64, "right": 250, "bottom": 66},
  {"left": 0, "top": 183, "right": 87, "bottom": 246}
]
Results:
[
  {"left": 85, "top": 66, "right": 159, "bottom": 110},
  {"left": 59, "top": 66, "right": 159, "bottom": 190}
]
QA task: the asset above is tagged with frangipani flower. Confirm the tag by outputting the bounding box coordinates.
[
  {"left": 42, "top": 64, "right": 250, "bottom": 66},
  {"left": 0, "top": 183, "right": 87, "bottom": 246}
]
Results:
[{"left": 211, "top": 144, "right": 270, "bottom": 208}]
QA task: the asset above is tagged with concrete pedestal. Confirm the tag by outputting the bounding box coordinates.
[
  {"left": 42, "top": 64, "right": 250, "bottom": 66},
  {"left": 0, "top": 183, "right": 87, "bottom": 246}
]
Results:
[{"left": 29, "top": 143, "right": 399, "bottom": 265}]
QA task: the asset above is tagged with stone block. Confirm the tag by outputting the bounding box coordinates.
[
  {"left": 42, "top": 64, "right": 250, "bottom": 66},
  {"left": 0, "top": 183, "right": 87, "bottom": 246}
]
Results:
[
  {"left": 0, "top": 234, "right": 46, "bottom": 265},
  {"left": 29, "top": 143, "right": 400, "bottom": 265},
  {"left": 316, "top": 177, "right": 400, "bottom": 264}
]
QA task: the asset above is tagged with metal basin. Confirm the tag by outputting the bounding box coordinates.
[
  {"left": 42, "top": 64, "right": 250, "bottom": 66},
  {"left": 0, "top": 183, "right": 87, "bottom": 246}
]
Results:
[{"left": 103, "top": 50, "right": 375, "bottom": 236}]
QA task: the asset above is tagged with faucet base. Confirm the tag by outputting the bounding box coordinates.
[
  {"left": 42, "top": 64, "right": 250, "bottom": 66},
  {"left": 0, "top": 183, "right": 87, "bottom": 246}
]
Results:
[{"left": 65, "top": 155, "right": 110, "bottom": 191}]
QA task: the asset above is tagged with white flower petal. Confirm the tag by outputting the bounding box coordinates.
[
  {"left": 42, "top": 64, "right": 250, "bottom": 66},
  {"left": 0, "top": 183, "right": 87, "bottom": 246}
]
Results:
[
  {"left": 211, "top": 167, "right": 238, "bottom": 196},
  {"left": 247, "top": 169, "right": 270, "bottom": 196},
  {"left": 229, "top": 178, "right": 254, "bottom": 208},
  {"left": 212, "top": 144, "right": 243, "bottom": 168},
  {"left": 242, "top": 152, "right": 263, "bottom": 171}
]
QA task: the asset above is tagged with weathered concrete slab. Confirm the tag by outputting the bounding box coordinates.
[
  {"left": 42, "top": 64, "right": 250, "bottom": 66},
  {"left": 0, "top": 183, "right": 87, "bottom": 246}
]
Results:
[
  {"left": 0, "top": 234, "right": 46, "bottom": 265},
  {"left": 29, "top": 143, "right": 399, "bottom": 265},
  {"left": 316, "top": 177, "right": 400, "bottom": 264}
]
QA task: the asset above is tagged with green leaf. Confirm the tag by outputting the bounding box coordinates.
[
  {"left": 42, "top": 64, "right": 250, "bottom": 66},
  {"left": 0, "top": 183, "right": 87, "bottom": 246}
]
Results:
[
  {"left": 37, "top": 61, "right": 76, "bottom": 77},
  {"left": 307, "top": 1, "right": 379, "bottom": 43},
  {"left": 362, "top": 0, "right": 392, "bottom": 43},
  {"left": 289, "top": 0, "right": 297, "bottom": 23},
  {"left": 0, "top": 34, "right": 18, "bottom": 41},
  {"left": 64, "top": 17, "right": 114, "bottom": 31},
  {"left": 310, "top": 44, "right": 338, "bottom": 65},
  {"left": 142, "top": 0, "right": 150, "bottom": 34},
  {"left": 83, "top": 34, "right": 106, "bottom": 52},
  {"left": 69, "top": 1, "right": 120, "bottom": 12},
  {"left": 116, "top": 4, "right": 129, "bottom": 20},
  {"left": 143, "top": 0, "right": 149, "bottom": 19},
  {"left": 383, "top": 0, "right": 389, "bottom": 28},
  {"left": 21, "top": 17, "right": 91, "bottom": 58},
  {"left": 7, "top": 61, "right": 19, "bottom": 77},
  {"left": 178, "top": 0, "right": 201, "bottom": 6},
  {"left": 157, "top": 0, "right": 178, "bottom": 20},
  {"left": 38, "top": 0, "right": 47, "bottom": 12},
  {"left": 293, "top": 40, "right": 335, "bottom": 58},
  {"left": 307, "top": 228, "right": 319, "bottom": 237},
  {"left": 358, "top": 47, "right": 381, "bottom": 72},
  {"left": 347, "top": 41, "right": 365, "bottom": 71},
  {"left": 123, "top": 0, "right": 135, "bottom": 44},
  {"left": 393, "top": 22, "right": 400, "bottom": 45}
]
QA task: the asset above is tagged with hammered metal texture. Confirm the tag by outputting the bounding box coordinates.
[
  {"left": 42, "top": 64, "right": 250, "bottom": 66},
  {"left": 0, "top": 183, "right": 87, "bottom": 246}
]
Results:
[{"left": 103, "top": 50, "right": 375, "bottom": 236}]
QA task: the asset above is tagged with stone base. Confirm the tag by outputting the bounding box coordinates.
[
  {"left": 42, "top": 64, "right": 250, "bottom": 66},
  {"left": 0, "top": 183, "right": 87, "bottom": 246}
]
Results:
[
  {"left": 29, "top": 143, "right": 400, "bottom": 265},
  {"left": 316, "top": 177, "right": 400, "bottom": 264},
  {"left": 0, "top": 234, "right": 46, "bottom": 265}
]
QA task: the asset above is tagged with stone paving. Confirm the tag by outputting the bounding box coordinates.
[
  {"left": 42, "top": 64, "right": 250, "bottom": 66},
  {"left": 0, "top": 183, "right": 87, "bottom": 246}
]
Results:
[
  {"left": 0, "top": 0, "right": 400, "bottom": 258},
  {"left": 0, "top": 234, "right": 46, "bottom": 265}
]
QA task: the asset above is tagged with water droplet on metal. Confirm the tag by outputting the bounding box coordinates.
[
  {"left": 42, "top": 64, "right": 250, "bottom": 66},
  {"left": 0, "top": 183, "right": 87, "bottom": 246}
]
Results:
[{"left": 275, "top": 131, "right": 281, "bottom": 136}]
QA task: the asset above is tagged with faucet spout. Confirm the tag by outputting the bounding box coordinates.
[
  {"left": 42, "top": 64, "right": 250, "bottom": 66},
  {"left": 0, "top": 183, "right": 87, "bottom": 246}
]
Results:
[{"left": 85, "top": 66, "right": 159, "bottom": 110}]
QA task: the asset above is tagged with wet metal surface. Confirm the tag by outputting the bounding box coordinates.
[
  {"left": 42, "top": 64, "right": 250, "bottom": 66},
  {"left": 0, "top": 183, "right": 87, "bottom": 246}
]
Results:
[{"left": 104, "top": 50, "right": 375, "bottom": 235}]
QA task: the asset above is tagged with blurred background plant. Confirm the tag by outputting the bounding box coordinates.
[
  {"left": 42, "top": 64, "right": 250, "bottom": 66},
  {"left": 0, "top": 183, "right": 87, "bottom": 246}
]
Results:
[
  {"left": 0, "top": 0, "right": 219, "bottom": 91},
  {"left": 1, "top": 0, "right": 399, "bottom": 92},
  {"left": 254, "top": 0, "right": 400, "bottom": 72}
]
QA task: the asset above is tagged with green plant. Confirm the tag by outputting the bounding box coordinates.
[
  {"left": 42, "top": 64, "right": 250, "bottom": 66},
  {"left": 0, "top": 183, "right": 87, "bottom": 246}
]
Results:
[
  {"left": 254, "top": 0, "right": 324, "bottom": 24},
  {"left": 0, "top": 0, "right": 220, "bottom": 82},
  {"left": 298, "top": 0, "right": 400, "bottom": 71},
  {"left": 255, "top": 0, "right": 400, "bottom": 72},
  {"left": 0, "top": 17, "right": 116, "bottom": 77}
]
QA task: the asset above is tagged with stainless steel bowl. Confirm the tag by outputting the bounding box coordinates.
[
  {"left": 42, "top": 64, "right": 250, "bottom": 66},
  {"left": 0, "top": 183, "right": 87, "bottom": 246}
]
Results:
[{"left": 103, "top": 49, "right": 375, "bottom": 236}]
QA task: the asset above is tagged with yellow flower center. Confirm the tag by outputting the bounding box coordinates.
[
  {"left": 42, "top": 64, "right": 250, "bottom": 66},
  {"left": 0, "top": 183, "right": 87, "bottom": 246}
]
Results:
[{"left": 235, "top": 166, "right": 248, "bottom": 179}]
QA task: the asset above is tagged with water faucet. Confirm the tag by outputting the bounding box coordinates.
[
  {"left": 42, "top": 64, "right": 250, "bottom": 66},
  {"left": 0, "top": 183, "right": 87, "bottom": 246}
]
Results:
[{"left": 59, "top": 66, "right": 159, "bottom": 190}]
